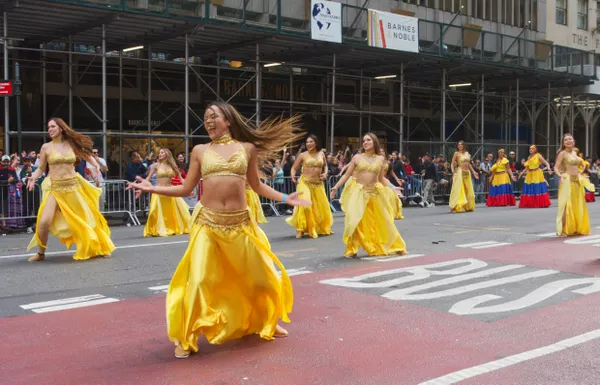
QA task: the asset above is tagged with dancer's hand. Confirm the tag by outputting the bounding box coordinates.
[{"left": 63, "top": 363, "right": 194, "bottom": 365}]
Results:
[
  {"left": 126, "top": 176, "right": 154, "bottom": 193},
  {"left": 285, "top": 192, "right": 310, "bottom": 206},
  {"left": 320, "top": 173, "right": 326, "bottom": 181},
  {"left": 291, "top": 176, "right": 297, "bottom": 184},
  {"left": 27, "top": 178, "right": 36, "bottom": 192},
  {"left": 135, "top": 190, "right": 142, "bottom": 199},
  {"left": 330, "top": 186, "right": 338, "bottom": 200},
  {"left": 393, "top": 187, "right": 403, "bottom": 196},
  {"left": 473, "top": 171, "right": 479, "bottom": 180}
]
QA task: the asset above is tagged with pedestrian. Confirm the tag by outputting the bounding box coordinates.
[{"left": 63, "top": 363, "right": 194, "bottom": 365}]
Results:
[
  {"left": 86, "top": 148, "right": 108, "bottom": 208},
  {"left": 0, "top": 155, "right": 18, "bottom": 231},
  {"left": 422, "top": 154, "right": 437, "bottom": 207}
]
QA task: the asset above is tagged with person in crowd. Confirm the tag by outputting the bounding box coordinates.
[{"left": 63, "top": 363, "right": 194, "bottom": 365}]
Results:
[
  {"left": 286, "top": 134, "right": 333, "bottom": 239},
  {"left": 20, "top": 156, "right": 42, "bottom": 234},
  {"left": 5, "top": 155, "right": 24, "bottom": 229},
  {"left": 329, "top": 133, "right": 407, "bottom": 258},
  {"left": 86, "top": 148, "right": 108, "bottom": 208},
  {"left": 518, "top": 145, "right": 552, "bottom": 208},
  {"left": 486, "top": 149, "right": 516, "bottom": 207},
  {"left": 422, "top": 154, "right": 437, "bottom": 207},
  {"left": 126, "top": 102, "right": 308, "bottom": 359},
  {"left": 273, "top": 159, "right": 285, "bottom": 193},
  {"left": 389, "top": 151, "right": 405, "bottom": 187},
  {"left": 25, "top": 117, "right": 115, "bottom": 262},
  {"left": 381, "top": 149, "right": 403, "bottom": 219},
  {"left": 578, "top": 151, "right": 595, "bottom": 203},
  {"left": 449, "top": 141, "right": 478, "bottom": 213},
  {"left": 0, "top": 155, "right": 18, "bottom": 231},
  {"left": 555, "top": 134, "right": 594, "bottom": 236},
  {"left": 125, "top": 152, "right": 148, "bottom": 182}
]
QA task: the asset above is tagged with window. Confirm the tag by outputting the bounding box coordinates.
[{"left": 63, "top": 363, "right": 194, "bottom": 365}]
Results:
[
  {"left": 597, "top": 1, "right": 600, "bottom": 29},
  {"left": 577, "top": 0, "right": 588, "bottom": 29},
  {"left": 556, "top": 0, "right": 567, "bottom": 25},
  {"left": 530, "top": 0, "right": 538, "bottom": 30}
]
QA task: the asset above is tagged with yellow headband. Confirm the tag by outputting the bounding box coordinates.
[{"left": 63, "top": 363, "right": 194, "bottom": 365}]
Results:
[{"left": 498, "top": 149, "right": 505, "bottom": 153}]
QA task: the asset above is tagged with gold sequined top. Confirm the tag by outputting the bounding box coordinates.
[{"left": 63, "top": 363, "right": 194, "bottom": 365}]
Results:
[
  {"left": 156, "top": 165, "right": 175, "bottom": 178},
  {"left": 48, "top": 143, "right": 76, "bottom": 166},
  {"left": 457, "top": 152, "right": 470, "bottom": 165},
  {"left": 201, "top": 144, "right": 247, "bottom": 180},
  {"left": 563, "top": 153, "right": 580, "bottom": 167},
  {"left": 355, "top": 156, "right": 382, "bottom": 174},
  {"left": 303, "top": 153, "right": 324, "bottom": 168}
]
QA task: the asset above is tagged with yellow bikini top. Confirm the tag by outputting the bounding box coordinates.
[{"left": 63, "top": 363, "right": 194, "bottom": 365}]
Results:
[
  {"left": 383, "top": 162, "right": 389, "bottom": 173},
  {"left": 457, "top": 152, "right": 470, "bottom": 165},
  {"left": 155, "top": 164, "right": 175, "bottom": 178},
  {"left": 303, "top": 152, "right": 324, "bottom": 168},
  {"left": 525, "top": 154, "right": 541, "bottom": 169},
  {"left": 48, "top": 143, "right": 76, "bottom": 165},
  {"left": 355, "top": 155, "right": 382, "bottom": 174},
  {"left": 201, "top": 142, "right": 247, "bottom": 180},
  {"left": 563, "top": 152, "right": 580, "bottom": 167}
]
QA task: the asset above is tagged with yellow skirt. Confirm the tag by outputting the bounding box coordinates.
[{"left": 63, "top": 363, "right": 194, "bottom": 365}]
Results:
[
  {"left": 144, "top": 194, "right": 191, "bottom": 237},
  {"left": 339, "top": 176, "right": 357, "bottom": 213},
  {"left": 27, "top": 175, "right": 115, "bottom": 260},
  {"left": 167, "top": 204, "right": 293, "bottom": 351},
  {"left": 556, "top": 175, "right": 594, "bottom": 236},
  {"left": 342, "top": 181, "right": 407, "bottom": 257},
  {"left": 382, "top": 185, "right": 404, "bottom": 219},
  {"left": 245, "top": 188, "right": 267, "bottom": 224},
  {"left": 449, "top": 169, "right": 475, "bottom": 213},
  {"left": 285, "top": 176, "right": 333, "bottom": 237}
]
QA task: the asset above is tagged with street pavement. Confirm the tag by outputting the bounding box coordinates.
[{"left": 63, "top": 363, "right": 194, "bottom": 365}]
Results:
[{"left": 2, "top": 201, "right": 600, "bottom": 384}]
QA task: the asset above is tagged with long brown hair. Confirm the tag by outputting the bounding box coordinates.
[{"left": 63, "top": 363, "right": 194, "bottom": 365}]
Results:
[
  {"left": 50, "top": 117, "right": 94, "bottom": 160},
  {"left": 558, "top": 133, "right": 574, "bottom": 154},
  {"left": 158, "top": 148, "right": 179, "bottom": 175},
  {"left": 208, "top": 102, "right": 304, "bottom": 160},
  {"left": 363, "top": 132, "right": 382, "bottom": 156}
]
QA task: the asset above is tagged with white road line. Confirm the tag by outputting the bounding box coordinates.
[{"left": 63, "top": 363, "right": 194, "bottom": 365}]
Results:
[
  {"left": 374, "top": 254, "right": 425, "bottom": 262},
  {"left": 20, "top": 294, "right": 105, "bottom": 310},
  {"left": 148, "top": 284, "right": 169, "bottom": 291},
  {"left": 455, "top": 241, "right": 498, "bottom": 248},
  {"left": 537, "top": 232, "right": 558, "bottom": 238},
  {"left": 0, "top": 240, "right": 189, "bottom": 260},
  {"left": 418, "top": 328, "right": 600, "bottom": 385},
  {"left": 31, "top": 298, "right": 120, "bottom": 313},
  {"left": 472, "top": 242, "right": 512, "bottom": 249}
]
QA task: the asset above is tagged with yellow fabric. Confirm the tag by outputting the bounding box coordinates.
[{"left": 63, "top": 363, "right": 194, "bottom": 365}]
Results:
[
  {"left": 156, "top": 165, "right": 175, "bottom": 178},
  {"left": 382, "top": 185, "right": 403, "bottom": 219},
  {"left": 144, "top": 194, "right": 191, "bottom": 237},
  {"left": 48, "top": 144, "right": 76, "bottom": 165},
  {"left": 491, "top": 157, "right": 509, "bottom": 173},
  {"left": 525, "top": 168, "right": 547, "bottom": 184},
  {"left": 339, "top": 177, "right": 357, "bottom": 212},
  {"left": 491, "top": 171, "right": 512, "bottom": 186},
  {"left": 525, "top": 154, "right": 542, "bottom": 170},
  {"left": 556, "top": 175, "right": 594, "bottom": 236},
  {"left": 342, "top": 181, "right": 406, "bottom": 256},
  {"left": 201, "top": 144, "right": 247, "bottom": 180},
  {"left": 355, "top": 156, "right": 382, "bottom": 174},
  {"left": 166, "top": 204, "right": 293, "bottom": 351},
  {"left": 449, "top": 169, "right": 475, "bottom": 213},
  {"left": 303, "top": 153, "right": 324, "bottom": 168},
  {"left": 27, "top": 175, "right": 115, "bottom": 260},
  {"left": 457, "top": 152, "right": 470, "bottom": 165},
  {"left": 285, "top": 176, "right": 333, "bottom": 237},
  {"left": 245, "top": 188, "right": 267, "bottom": 224}
]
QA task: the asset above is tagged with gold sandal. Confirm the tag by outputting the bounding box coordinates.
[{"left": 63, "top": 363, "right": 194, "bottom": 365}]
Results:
[{"left": 28, "top": 253, "right": 45, "bottom": 262}]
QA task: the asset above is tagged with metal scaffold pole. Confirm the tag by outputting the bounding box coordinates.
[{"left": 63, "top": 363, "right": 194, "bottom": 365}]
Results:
[
  {"left": 185, "top": 34, "right": 189, "bottom": 161},
  {"left": 516, "top": 78, "right": 520, "bottom": 159},
  {"left": 547, "top": 83, "right": 551, "bottom": 159},
  {"left": 481, "top": 74, "right": 484, "bottom": 157},
  {"left": 399, "top": 63, "right": 404, "bottom": 154},
  {"left": 3, "top": 11, "right": 8, "bottom": 153},
  {"left": 255, "top": 44, "right": 260, "bottom": 126},
  {"left": 68, "top": 35, "right": 73, "bottom": 126},
  {"left": 147, "top": 44, "right": 152, "bottom": 155},
  {"left": 330, "top": 53, "right": 336, "bottom": 153},
  {"left": 101, "top": 24, "right": 107, "bottom": 159},
  {"left": 441, "top": 69, "right": 446, "bottom": 156}
]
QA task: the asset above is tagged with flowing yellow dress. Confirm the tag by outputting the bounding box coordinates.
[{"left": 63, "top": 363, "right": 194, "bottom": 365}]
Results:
[
  {"left": 144, "top": 167, "right": 191, "bottom": 237},
  {"left": 382, "top": 162, "right": 403, "bottom": 219},
  {"left": 285, "top": 153, "right": 333, "bottom": 238},
  {"left": 449, "top": 152, "right": 475, "bottom": 213},
  {"left": 342, "top": 156, "right": 407, "bottom": 257},
  {"left": 245, "top": 183, "right": 267, "bottom": 224},
  {"left": 167, "top": 142, "right": 293, "bottom": 352},
  {"left": 556, "top": 155, "right": 594, "bottom": 236},
  {"left": 27, "top": 145, "right": 115, "bottom": 260}
]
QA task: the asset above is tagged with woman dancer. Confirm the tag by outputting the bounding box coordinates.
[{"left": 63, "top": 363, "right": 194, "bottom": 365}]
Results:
[
  {"left": 127, "top": 102, "right": 308, "bottom": 359},
  {"left": 518, "top": 145, "right": 551, "bottom": 208},
  {"left": 381, "top": 149, "right": 404, "bottom": 220},
  {"left": 555, "top": 134, "right": 594, "bottom": 236},
  {"left": 486, "top": 149, "right": 516, "bottom": 207},
  {"left": 329, "top": 133, "right": 407, "bottom": 258},
  {"left": 26, "top": 118, "right": 115, "bottom": 261},
  {"left": 286, "top": 135, "right": 333, "bottom": 238},
  {"left": 578, "top": 151, "right": 595, "bottom": 203},
  {"left": 449, "top": 140, "right": 478, "bottom": 213},
  {"left": 142, "top": 148, "right": 191, "bottom": 237}
]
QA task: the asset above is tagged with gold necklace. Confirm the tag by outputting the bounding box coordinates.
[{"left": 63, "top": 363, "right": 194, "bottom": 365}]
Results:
[
  {"left": 308, "top": 149, "right": 318, "bottom": 155},
  {"left": 51, "top": 136, "right": 63, "bottom": 143},
  {"left": 211, "top": 134, "right": 234, "bottom": 145},
  {"left": 364, "top": 151, "right": 376, "bottom": 158}
]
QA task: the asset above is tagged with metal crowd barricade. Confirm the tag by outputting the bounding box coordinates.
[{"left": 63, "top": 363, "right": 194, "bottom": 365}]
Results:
[
  {"left": 0, "top": 180, "right": 42, "bottom": 228},
  {"left": 99, "top": 180, "right": 140, "bottom": 226},
  {"left": 257, "top": 177, "right": 281, "bottom": 217}
]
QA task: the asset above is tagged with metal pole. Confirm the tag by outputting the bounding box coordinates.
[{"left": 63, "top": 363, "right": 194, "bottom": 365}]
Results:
[
  {"left": 119, "top": 49, "right": 123, "bottom": 179},
  {"left": 441, "top": 69, "right": 446, "bottom": 156},
  {"left": 399, "top": 62, "right": 404, "bottom": 154},
  {"left": 101, "top": 24, "right": 107, "bottom": 159},
  {"left": 481, "top": 74, "right": 484, "bottom": 158},
  {"left": 289, "top": 64, "right": 293, "bottom": 117},
  {"left": 570, "top": 87, "right": 574, "bottom": 133},
  {"left": 330, "top": 53, "right": 336, "bottom": 153},
  {"left": 586, "top": 96, "right": 590, "bottom": 155},
  {"left": 68, "top": 35, "right": 73, "bottom": 126},
  {"left": 15, "top": 61, "right": 21, "bottom": 154},
  {"left": 359, "top": 68, "right": 363, "bottom": 140},
  {"left": 368, "top": 78, "right": 372, "bottom": 131},
  {"left": 42, "top": 43, "right": 46, "bottom": 128},
  {"left": 3, "top": 12, "right": 8, "bottom": 153},
  {"left": 216, "top": 50, "right": 220, "bottom": 97},
  {"left": 560, "top": 95, "right": 564, "bottom": 139},
  {"left": 147, "top": 44, "right": 152, "bottom": 155},
  {"left": 185, "top": 34, "right": 189, "bottom": 161},
  {"left": 516, "top": 78, "right": 519, "bottom": 159},
  {"left": 255, "top": 44, "right": 260, "bottom": 126},
  {"left": 546, "top": 83, "right": 551, "bottom": 159}
]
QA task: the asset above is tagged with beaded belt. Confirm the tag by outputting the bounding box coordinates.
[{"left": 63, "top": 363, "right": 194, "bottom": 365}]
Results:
[
  {"left": 302, "top": 176, "right": 323, "bottom": 185},
  {"left": 48, "top": 177, "right": 79, "bottom": 192},
  {"left": 196, "top": 205, "right": 250, "bottom": 230}
]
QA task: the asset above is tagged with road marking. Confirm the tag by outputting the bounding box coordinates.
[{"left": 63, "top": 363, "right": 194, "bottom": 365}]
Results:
[
  {"left": 0, "top": 240, "right": 189, "bottom": 260},
  {"left": 564, "top": 235, "right": 600, "bottom": 245},
  {"left": 419, "top": 328, "right": 600, "bottom": 385},
  {"left": 537, "top": 232, "right": 558, "bottom": 237},
  {"left": 373, "top": 254, "right": 425, "bottom": 262},
  {"left": 434, "top": 223, "right": 510, "bottom": 231},
  {"left": 472, "top": 242, "right": 512, "bottom": 249},
  {"left": 149, "top": 284, "right": 169, "bottom": 293},
  {"left": 456, "top": 241, "right": 498, "bottom": 248},
  {"left": 20, "top": 294, "right": 119, "bottom": 313}
]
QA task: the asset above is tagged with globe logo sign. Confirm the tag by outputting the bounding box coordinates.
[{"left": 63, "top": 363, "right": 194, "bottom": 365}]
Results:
[{"left": 312, "top": 3, "right": 338, "bottom": 31}]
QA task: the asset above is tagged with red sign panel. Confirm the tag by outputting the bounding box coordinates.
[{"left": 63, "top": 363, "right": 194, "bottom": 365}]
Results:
[{"left": 0, "top": 81, "right": 13, "bottom": 96}]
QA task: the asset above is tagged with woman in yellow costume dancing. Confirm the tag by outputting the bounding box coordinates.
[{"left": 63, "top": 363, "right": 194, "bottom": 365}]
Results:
[
  {"left": 449, "top": 140, "right": 478, "bottom": 213},
  {"left": 329, "top": 133, "right": 407, "bottom": 258},
  {"left": 142, "top": 148, "right": 191, "bottom": 237},
  {"left": 554, "top": 134, "right": 594, "bottom": 236},
  {"left": 286, "top": 134, "right": 333, "bottom": 238},
  {"left": 26, "top": 118, "right": 115, "bottom": 262},
  {"left": 127, "top": 102, "right": 308, "bottom": 359}
]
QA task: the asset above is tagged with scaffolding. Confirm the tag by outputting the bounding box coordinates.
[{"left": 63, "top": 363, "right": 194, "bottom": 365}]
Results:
[{"left": 0, "top": 0, "right": 597, "bottom": 177}]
